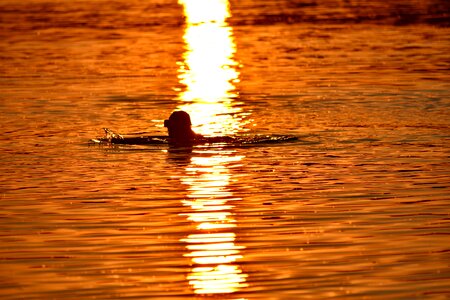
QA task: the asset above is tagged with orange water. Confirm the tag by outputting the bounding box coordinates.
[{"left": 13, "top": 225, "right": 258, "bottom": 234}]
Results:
[{"left": 1, "top": 1, "right": 449, "bottom": 299}]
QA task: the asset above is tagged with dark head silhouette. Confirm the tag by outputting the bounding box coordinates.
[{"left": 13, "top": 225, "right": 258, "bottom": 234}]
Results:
[{"left": 164, "top": 110, "right": 198, "bottom": 143}]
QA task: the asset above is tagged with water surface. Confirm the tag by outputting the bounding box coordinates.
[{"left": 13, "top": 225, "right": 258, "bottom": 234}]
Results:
[{"left": 1, "top": 0, "right": 449, "bottom": 299}]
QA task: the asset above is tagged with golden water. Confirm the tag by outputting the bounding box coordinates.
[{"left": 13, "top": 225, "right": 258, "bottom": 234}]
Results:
[{"left": 0, "top": 0, "right": 449, "bottom": 299}]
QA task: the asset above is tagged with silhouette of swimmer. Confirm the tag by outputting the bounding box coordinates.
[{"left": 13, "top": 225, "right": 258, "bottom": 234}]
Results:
[
  {"left": 164, "top": 111, "right": 202, "bottom": 144},
  {"left": 96, "top": 110, "right": 297, "bottom": 146},
  {"left": 99, "top": 110, "right": 207, "bottom": 146}
]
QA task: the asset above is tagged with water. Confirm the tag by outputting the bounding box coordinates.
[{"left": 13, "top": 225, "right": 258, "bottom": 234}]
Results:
[{"left": 1, "top": 0, "right": 449, "bottom": 299}]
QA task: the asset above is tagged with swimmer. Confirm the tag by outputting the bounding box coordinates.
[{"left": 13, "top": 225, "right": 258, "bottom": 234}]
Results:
[
  {"left": 98, "top": 110, "right": 201, "bottom": 145},
  {"left": 94, "top": 110, "right": 297, "bottom": 146},
  {"left": 164, "top": 110, "right": 202, "bottom": 144}
]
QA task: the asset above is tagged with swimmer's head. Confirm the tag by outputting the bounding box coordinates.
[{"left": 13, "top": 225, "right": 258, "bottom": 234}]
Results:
[
  {"left": 164, "top": 111, "right": 195, "bottom": 140},
  {"left": 164, "top": 110, "right": 192, "bottom": 128}
]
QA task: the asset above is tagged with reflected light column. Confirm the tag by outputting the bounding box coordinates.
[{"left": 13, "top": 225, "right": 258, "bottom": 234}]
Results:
[
  {"left": 177, "top": 2, "right": 248, "bottom": 295},
  {"left": 177, "top": 0, "right": 249, "bottom": 137},
  {"left": 180, "top": 151, "right": 248, "bottom": 295}
]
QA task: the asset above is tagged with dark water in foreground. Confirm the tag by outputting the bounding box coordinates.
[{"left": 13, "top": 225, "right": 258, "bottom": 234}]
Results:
[{"left": 1, "top": 1, "right": 449, "bottom": 299}]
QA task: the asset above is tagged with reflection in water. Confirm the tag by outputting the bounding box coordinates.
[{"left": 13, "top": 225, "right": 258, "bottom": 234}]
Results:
[
  {"left": 177, "top": 0, "right": 249, "bottom": 137},
  {"left": 180, "top": 151, "right": 248, "bottom": 295},
  {"left": 177, "top": 0, "right": 249, "bottom": 295}
]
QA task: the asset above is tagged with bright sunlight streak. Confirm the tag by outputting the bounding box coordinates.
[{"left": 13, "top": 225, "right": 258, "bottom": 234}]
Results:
[
  {"left": 176, "top": 0, "right": 248, "bottom": 136},
  {"left": 177, "top": 1, "right": 249, "bottom": 295},
  {"left": 180, "top": 149, "right": 248, "bottom": 295}
]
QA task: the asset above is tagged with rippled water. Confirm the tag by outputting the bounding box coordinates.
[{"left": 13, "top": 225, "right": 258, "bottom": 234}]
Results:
[{"left": 1, "top": 1, "right": 449, "bottom": 299}]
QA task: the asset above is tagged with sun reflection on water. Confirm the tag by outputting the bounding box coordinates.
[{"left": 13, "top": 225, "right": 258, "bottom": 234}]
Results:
[
  {"left": 176, "top": 0, "right": 249, "bottom": 295},
  {"left": 179, "top": 151, "right": 248, "bottom": 295},
  {"left": 177, "top": 0, "right": 248, "bottom": 137}
]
